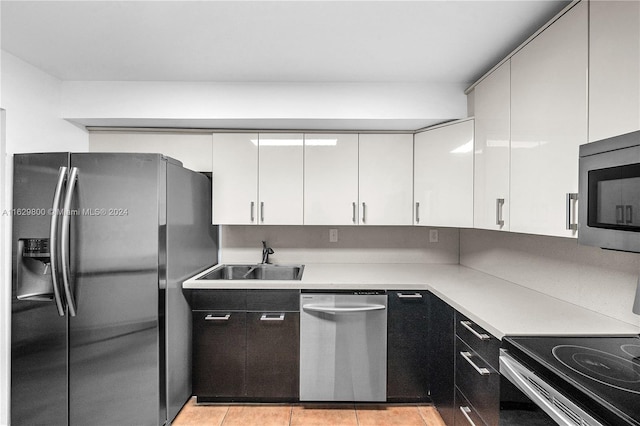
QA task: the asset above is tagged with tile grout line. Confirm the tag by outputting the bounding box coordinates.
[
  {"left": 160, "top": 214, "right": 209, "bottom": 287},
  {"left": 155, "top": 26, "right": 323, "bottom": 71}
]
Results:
[
  {"left": 288, "top": 405, "right": 293, "bottom": 426},
  {"left": 354, "top": 403, "right": 359, "bottom": 426},
  {"left": 219, "top": 406, "right": 231, "bottom": 426}
]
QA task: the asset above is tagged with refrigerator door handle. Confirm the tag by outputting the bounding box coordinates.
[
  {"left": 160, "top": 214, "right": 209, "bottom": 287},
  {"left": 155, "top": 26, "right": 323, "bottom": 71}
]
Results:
[
  {"left": 49, "top": 166, "right": 68, "bottom": 316},
  {"left": 61, "top": 166, "right": 79, "bottom": 316}
]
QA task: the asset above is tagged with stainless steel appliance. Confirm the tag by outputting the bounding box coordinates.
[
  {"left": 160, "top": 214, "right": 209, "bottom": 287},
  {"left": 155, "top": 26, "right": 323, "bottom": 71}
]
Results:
[
  {"left": 299, "top": 290, "right": 387, "bottom": 402},
  {"left": 578, "top": 130, "right": 640, "bottom": 252},
  {"left": 501, "top": 336, "right": 640, "bottom": 426},
  {"left": 11, "top": 152, "right": 218, "bottom": 425}
]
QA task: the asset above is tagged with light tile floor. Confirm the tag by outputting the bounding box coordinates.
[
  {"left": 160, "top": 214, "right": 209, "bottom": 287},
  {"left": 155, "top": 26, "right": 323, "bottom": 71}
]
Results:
[{"left": 173, "top": 398, "right": 446, "bottom": 426}]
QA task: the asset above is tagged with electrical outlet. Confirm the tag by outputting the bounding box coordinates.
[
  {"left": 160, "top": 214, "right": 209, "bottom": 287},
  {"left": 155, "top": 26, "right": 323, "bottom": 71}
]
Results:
[
  {"left": 329, "top": 228, "right": 338, "bottom": 243},
  {"left": 429, "top": 229, "right": 439, "bottom": 243}
]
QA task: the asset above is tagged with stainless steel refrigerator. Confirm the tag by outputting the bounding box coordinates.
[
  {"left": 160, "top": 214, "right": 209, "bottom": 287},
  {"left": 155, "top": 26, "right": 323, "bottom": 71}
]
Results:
[{"left": 11, "top": 152, "right": 218, "bottom": 425}]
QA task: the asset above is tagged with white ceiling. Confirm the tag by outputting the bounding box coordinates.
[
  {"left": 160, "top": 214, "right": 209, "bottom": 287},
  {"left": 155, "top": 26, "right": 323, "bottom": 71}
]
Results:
[{"left": 2, "top": 0, "right": 571, "bottom": 85}]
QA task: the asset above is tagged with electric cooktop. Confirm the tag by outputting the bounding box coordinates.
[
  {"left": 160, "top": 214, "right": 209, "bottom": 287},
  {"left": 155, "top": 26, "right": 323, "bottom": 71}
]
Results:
[{"left": 503, "top": 335, "right": 640, "bottom": 426}]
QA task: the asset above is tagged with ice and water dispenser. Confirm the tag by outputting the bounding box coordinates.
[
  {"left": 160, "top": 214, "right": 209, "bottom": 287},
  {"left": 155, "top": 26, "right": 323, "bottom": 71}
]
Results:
[{"left": 16, "top": 237, "right": 54, "bottom": 301}]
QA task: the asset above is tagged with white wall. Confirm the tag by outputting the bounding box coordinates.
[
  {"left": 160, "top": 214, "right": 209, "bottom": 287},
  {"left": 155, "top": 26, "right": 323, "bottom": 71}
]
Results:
[
  {"left": 220, "top": 226, "right": 459, "bottom": 265},
  {"left": 1, "top": 51, "right": 89, "bottom": 425},
  {"left": 460, "top": 229, "right": 640, "bottom": 327},
  {"left": 61, "top": 81, "right": 467, "bottom": 130}
]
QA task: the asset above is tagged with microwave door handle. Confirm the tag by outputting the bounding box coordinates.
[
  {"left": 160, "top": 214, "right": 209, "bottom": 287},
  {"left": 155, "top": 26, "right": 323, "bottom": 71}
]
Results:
[
  {"left": 626, "top": 205, "right": 633, "bottom": 224},
  {"left": 49, "top": 166, "right": 68, "bottom": 317},
  {"left": 60, "top": 167, "right": 79, "bottom": 317}
]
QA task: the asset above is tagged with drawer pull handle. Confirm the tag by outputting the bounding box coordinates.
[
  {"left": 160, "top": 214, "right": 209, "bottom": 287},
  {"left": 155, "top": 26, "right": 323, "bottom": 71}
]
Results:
[
  {"left": 260, "top": 313, "right": 285, "bottom": 321},
  {"left": 205, "top": 314, "right": 230, "bottom": 321},
  {"left": 459, "top": 406, "right": 476, "bottom": 426},
  {"left": 460, "top": 351, "right": 491, "bottom": 376},
  {"left": 460, "top": 320, "right": 490, "bottom": 340},
  {"left": 397, "top": 292, "right": 423, "bottom": 299}
]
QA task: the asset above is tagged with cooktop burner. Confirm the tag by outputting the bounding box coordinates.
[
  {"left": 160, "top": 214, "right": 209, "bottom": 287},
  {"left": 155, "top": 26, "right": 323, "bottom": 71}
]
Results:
[
  {"left": 552, "top": 345, "right": 640, "bottom": 393},
  {"left": 503, "top": 335, "right": 640, "bottom": 426}
]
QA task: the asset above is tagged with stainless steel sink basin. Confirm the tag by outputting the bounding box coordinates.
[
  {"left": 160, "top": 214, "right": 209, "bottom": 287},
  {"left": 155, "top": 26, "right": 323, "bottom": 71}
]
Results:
[{"left": 199, "top": 264, "right": 304, "bottom": 281}]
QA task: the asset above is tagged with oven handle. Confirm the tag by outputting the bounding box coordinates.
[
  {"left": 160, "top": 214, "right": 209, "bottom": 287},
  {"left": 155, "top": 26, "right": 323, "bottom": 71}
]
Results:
[{"left": 499, "top": 353, "right": 602, "bottom": 426}]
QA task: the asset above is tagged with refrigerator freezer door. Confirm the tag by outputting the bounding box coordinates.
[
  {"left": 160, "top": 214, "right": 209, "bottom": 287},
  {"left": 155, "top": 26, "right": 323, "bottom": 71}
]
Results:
[
  {"left": 68, "top": 153, "right": 164, "bottom": 426},
  {"left": 11, "top": 153, "right": 70, "bottom": 425}
]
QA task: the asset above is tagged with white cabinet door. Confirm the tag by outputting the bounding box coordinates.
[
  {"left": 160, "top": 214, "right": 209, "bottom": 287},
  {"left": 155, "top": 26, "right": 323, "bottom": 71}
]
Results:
[
  {"left": 510, "top": 1, "right": 587, "bottom": 237},
  {"left": 473, "top": 61, "right": 511, "bottom": 231},
  {"left": 304, "top": 134, "right": 359, "bottom": 225},
  {"left": 212, "top": 133, "right": 258, "bottom": 225},
  {"left": 589, "top": 0, "right": 640, "bottom": 142},
  {"left": 258, "top": 133, "right": 304, "bottom": 225},
  {"left": 414, "top": 119, "right": 474, "bottom": 227},
  {"left": 359, "top": 134, "right": 414, "bottom": 226}
]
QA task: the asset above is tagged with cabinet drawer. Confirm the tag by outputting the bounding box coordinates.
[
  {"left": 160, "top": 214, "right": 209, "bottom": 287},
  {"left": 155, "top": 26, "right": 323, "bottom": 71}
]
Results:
[
  {"left": 246, "top": 290, "right": 300, "bottom": 312},
  {"left": 456, "top": 313, "right": 500, "bottom": 371},
  {"left": 454, "top": 387, "right": 487, "bottom": 426},
  {"left": 455, "top": 337, "right": 499, "bottom": 426},
  {"left": 189, "top": 290, "right": 246, "bottom": 311}
]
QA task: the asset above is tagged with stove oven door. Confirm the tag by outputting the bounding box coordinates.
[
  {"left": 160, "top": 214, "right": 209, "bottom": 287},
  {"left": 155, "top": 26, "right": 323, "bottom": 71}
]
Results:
[{"left": 499, "top": 351, "right": 603, "bottom": 426}]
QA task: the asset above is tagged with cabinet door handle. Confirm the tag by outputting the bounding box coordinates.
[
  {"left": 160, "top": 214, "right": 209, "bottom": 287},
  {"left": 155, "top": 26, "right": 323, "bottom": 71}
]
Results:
[
  {"left": 459, "top": 406, "right": 477, "bottom": 426},
  {"left": 626, "top": 205, "right": 633, "bottom": 224},
  {"left": 397, "top": 292, "right": 422, "bottom": 299},
  {"left": 250, "top": 201, "right": 255, "bottom": 223},
  {"left": 460, "top": 351, "right": 491, "bottom": 376},
  {"left": 566, "top": 193, "right": 578, "bottom": 230},
  {"left": 352, "top": 202, "right": 357, "bottom": 224},
  {"left": 205, "top": 314, "right": 230, "bottom": 321},
  {"left": 496, "top": 198, "right": 505, "bottom": 226},
  {"left": 415, "top": 202, "right": 420, "bottom": 224},
  {"left": 460, "top": 320, "right": 490, "bottom": 340},
  {"left": 362, "top": 202, "right": 366, "bottom": 224},
  {"left": 260, "top": 313, "right": 285, "bottom": 321},
  {"left": 260, "top": 201, "right": 265, "bottom": 223}
]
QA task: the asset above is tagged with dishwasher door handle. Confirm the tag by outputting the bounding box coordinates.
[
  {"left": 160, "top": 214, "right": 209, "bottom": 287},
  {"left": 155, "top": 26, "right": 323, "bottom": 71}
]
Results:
[{"left": 302, "top": 304, "right": 386, "bottom": 314}]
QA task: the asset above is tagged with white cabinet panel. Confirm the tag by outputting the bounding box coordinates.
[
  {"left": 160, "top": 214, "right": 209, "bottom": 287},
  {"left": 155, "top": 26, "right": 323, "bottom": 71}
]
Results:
[
  {"left": 414, "top": 119, "right": 474, "bottom": 228},
  {"left": 359, "top": 134, "right": 414, "bottom": 226},
  {"left": 258, "top": 133, "right": 304, "bottom": 225},
  {"left": 89, "top": 132, "right": 213, "bottom": 172},
  {"left": 212, "top": 133, "right": 258, "bottom": 225},
  {"left": 304, "top": 134, "right": 359, "bottom": 225},
  {"left": 510, "top": 1, "right": 587, "bottom": 237},
  {"left": 589, "top": 0, "right": 640, "bottom": 142},
  {"left": 473, "top": 62, "right": 511, "bottom": 231}
]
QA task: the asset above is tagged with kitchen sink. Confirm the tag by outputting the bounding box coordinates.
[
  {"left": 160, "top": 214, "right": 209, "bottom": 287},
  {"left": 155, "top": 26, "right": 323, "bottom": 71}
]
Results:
[{"left": 199, "top": 264, "right": 304, "bottom": 281}]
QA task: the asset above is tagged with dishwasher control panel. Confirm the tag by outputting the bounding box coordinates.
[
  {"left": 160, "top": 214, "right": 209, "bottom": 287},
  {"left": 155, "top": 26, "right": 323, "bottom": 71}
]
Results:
[{"left": 301, "top": 289, "right": 386, "bottom": 295}]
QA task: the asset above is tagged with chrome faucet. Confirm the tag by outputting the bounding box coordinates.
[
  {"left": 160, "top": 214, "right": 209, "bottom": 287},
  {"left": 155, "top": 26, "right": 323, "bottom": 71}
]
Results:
[{"left": 261, "top": 240, "right": 274, "bottom": 264}]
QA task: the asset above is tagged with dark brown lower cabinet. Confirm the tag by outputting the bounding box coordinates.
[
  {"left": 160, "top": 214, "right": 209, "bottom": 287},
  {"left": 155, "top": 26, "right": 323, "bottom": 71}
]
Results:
[
  {"left": 387, "top": 291, "right": 430, "bottom": 401},
  {"left": 429, "top": 294, "right": 456, "bottom": 426},
  {"left": 246, "top": 312, "right": 299, "bottom": 399},
  {"left": 192, "top": 311, "right": 247, "bottom": 398},
  {"left": 191, "top": 289, "right": 300, "bottom": 402}
]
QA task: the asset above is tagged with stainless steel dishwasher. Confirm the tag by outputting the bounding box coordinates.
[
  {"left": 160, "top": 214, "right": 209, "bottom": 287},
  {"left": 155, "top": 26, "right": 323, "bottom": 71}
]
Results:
[{"left": 299, "top": 290, "right": 387, "bottom": 402}]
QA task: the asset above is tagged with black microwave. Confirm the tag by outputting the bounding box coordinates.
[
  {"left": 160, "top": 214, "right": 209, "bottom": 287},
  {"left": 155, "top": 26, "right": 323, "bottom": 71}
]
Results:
[{"left": 578, "top": 130, "right": 640, "bottom": 252}]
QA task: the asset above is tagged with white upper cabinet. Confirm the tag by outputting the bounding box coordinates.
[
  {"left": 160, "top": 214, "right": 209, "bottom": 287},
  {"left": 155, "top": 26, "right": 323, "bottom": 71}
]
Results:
[
  {"left": 304, "top": 134, "right": 359, "bottom": 225},
  {"left": 212, "top": 133, "right": 259, "bottom": 225},
  {"left": 473, "top": 61, "right": 511, "bottom": 231},
  {"left": 414, "top": 119, "right": 474, "bottom": 228},
  {"left": 510, "top": 1, "right": 587, "bottom": 238},
  {"left": 257, "top": 133, "right": 304, "bottom": 225},
  {"left": 89, "top": 132, "right": 213, "bottom": 172},
  {"left": 358, "top": 134, "right": 414, "bottom": 226},
  {"left": 212, "top": 133, "right": 303, "bottom": 225},
  {"left": 589, "top": 0, "right": 640, "bottom": 142}
]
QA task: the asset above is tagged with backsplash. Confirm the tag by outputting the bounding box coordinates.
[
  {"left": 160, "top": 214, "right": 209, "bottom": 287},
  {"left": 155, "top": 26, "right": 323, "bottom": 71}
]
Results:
[
  {"left": 220, "top": 226, "right": 459, "bottom": 265},
  {"left": 460, "top": 229, "right": 640, "bottom": 327}
]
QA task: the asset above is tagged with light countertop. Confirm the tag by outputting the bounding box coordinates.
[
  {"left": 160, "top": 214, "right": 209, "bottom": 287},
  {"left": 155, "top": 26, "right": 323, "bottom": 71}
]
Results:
[{"left": 183, "top": 263, "right": 640, "bottom": 340}]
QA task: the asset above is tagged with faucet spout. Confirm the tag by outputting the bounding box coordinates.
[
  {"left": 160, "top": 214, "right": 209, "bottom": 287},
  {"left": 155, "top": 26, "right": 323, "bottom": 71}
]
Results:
[{"left": 261, "top": 240, "right": 274, "bottom": 264}]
